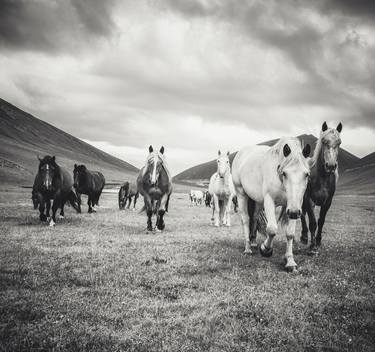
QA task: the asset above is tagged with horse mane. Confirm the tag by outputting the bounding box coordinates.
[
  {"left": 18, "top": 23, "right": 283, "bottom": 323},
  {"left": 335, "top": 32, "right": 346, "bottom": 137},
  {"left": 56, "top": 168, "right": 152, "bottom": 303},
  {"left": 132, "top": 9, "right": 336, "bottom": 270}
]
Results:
[
  {"left": 142, "top": 152, "right": 171, "bottom": 179},
  {"left": 310, "top": 128, "right": 341, "bottom": 169},
  {"left": 270, "top": 137, "right": 309, "bottom": 172}
]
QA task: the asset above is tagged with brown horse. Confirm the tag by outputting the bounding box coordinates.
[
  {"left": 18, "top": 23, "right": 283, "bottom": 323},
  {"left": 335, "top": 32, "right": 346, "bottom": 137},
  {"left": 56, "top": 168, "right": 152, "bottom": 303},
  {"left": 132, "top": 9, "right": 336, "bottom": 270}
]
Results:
[
  {"left": 118, "top": 181, "right": 139, "bottom": 210},
  {"left": 301, "top": 122, "right": 342, "bottom": 254},
  {"left": 33, "top": 156, "right": 80, "bottom": 226},
  {"left": 73, "top": 164, "right": 105, "bottom": 213},
  {"left": 137, "top": 146, "right": 172, "bottom": 232}
]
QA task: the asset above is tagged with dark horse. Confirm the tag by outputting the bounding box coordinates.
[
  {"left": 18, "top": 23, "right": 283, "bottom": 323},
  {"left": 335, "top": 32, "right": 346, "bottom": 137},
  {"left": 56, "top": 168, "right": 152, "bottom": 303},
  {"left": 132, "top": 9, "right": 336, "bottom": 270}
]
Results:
[
  {"left": 204, "top": 191, "right": 212, "bottom": 207},
  {"left": 33, "top": 155, "right": 80, "bottom": 226},
  {"left": 301, "top": 122, "right": 342, "bottom": 254},
  {"left": 118, "top": 182, "right": 139, "bottom": 210},
  {"left": 137, "top": 146, "right": 172, "bottom": 232},
  {"left": 73, "top": 164, "right": 105, "bottom": 213}
]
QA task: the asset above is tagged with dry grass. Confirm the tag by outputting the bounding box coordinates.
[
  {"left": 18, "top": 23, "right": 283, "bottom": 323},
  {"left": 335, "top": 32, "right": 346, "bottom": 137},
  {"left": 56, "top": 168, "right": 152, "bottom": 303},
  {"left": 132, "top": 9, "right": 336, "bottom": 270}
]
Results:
[{"left": 0, "top": 188, "right": 374, "bottom": 351}]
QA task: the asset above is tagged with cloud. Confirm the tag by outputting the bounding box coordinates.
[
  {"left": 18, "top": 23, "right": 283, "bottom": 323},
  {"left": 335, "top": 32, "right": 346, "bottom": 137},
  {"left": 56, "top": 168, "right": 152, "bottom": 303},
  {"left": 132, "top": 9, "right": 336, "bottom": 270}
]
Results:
[
  {"left": 1, "top": 0, "right": 375, "bottom": 173},
  {"left": 0, "top": 0, "right": 117, "bottom": 53}
]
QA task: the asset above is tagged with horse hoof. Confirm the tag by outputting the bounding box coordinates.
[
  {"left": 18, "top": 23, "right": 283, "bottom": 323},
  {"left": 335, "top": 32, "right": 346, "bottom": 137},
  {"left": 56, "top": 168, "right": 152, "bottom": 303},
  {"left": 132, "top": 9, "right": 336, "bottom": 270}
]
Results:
[
  {"left": 250, "top": 241, "right": 258, "bottom": 250},
  {"left": 285, "top": 265, "right": 298, "bottom": 273},
  {"left": 260, "top": 243, "right": 273, "bottom": 258},
  {"left": 300, "top": 235, "right": 308, "bottom": 245},
  {"left": 155, "top": 228, "right": 162, "bottom": 233},
  {"left": 59, "top": 215, "right": 65, "bottom": 219},
  {"left": 49, "top": 220, "right": 55, "bottom": 227},
  {"left": 214, "top": 223, "right": 219, "bottom": 228},
  {"left": 243, "top": 249, "right": 253, "bottom": 255}
]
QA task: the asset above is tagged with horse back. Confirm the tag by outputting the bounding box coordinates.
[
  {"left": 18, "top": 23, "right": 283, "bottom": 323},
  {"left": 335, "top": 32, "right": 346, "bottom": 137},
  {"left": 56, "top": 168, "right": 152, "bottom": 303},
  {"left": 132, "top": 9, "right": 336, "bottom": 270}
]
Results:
[
  {"left": 90, "top": 171, "right": 106, "bottom": 191},
  {"left": 59, "top": 167, "right": 74, "bottom": 193}
]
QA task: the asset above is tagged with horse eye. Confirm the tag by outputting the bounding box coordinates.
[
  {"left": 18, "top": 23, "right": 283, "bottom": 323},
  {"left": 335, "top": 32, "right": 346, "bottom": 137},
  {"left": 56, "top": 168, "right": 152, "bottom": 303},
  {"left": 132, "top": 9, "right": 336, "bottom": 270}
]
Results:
[
  {"left": 305, "top": 173, "right": 310, "bottom": 178},
  {"left": 282, "top": 172, "right": 287, "bottom": 178}
]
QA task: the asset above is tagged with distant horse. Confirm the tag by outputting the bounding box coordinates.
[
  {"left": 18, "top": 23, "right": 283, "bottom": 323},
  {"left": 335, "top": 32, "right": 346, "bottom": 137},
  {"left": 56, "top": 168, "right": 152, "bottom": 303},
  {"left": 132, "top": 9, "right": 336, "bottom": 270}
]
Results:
[
  {"left": 204, "top": 191, "right": 212, "bottom": 207},
  {"left": 33, "top": 155, "right": 81, "bottom": 226},
  {"left": 190, "top": 190, "right": 204, "bottom": 205},
  {"left": 301, "top": 122, "right": 343, "bottom": 254},
  {"left": 208, "top": 151, "right": 236, "bottom": 227},
  {"left": 73, "top": 164, "right": 105, "bottom": 213},
  {"left": 232, "top": 137, "right": 310, "bottom": 271},
  {"left": 137, "top": 146, "right": 172, "bottom": 232},
  {"left": 118, "top": 182, "right": 139, "bottom": 210}
]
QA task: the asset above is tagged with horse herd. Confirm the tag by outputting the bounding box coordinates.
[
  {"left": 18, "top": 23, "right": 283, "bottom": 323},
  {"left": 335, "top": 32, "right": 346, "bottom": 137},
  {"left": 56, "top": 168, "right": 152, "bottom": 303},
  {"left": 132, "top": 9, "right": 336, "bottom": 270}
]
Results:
[{"left": 31, "top": 122, "right": 342, "bottom": 272}]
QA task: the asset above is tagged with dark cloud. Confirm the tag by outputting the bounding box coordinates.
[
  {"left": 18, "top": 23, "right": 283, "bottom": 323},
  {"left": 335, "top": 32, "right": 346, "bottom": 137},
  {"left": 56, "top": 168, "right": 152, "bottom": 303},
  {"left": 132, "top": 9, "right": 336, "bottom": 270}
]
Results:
[{"left": 0, "top": 0, "right": 117, "bottom": 52}]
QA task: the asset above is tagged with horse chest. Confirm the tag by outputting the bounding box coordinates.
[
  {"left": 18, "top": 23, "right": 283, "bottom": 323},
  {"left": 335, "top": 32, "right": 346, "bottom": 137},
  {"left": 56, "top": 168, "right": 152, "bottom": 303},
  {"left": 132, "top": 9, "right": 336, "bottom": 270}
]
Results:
[{"left": 309, "top": 174, "right": 335, "bottom": 206}]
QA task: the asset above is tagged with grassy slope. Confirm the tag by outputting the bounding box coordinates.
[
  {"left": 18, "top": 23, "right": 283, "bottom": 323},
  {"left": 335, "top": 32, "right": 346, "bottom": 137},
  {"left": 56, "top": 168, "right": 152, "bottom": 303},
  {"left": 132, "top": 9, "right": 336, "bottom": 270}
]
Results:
[
  {"left": 0, "top": 189, "right": 374, "bottom": 351},
  {"left": 0, "top": 98, "right": 139, "bottom": 185}
]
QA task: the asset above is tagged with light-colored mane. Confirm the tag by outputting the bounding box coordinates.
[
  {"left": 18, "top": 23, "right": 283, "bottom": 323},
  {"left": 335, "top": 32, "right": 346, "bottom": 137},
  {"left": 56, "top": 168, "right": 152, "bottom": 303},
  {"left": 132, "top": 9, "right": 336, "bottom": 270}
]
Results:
[
  {"left": 310, "top": 128, "right": 341, "bottom": 169},
  {"left": 142, "top": 151, "right": 171, "bottom": 179}
]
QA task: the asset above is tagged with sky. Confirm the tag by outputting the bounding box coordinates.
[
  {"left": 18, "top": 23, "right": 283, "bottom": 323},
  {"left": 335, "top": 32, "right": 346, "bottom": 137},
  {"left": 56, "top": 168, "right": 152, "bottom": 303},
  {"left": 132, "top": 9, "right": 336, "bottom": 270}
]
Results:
[{"left": 1, "top": 0, "right": 375, "bottom": 175}]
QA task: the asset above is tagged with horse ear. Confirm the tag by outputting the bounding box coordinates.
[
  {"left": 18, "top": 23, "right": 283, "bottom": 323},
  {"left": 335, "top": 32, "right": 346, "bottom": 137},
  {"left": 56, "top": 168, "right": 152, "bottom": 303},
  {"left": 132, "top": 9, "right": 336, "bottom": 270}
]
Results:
[
  {"left": 159, "top": 146, "right": 164, "bottom": 154},
  {"left": 302, "top": 144, "right": 311, "bottom": 158},
  {"left": 283, "top": 144, "right": 291, "bottom": 157},
  {"left": 74, "top": 164, "right": 77, "bottom": 170},
  {"left": 322, "top": 121, "right": 328, "bottom": 132},
  {"left": 336, "top": 122, "right": 342, "bottom": 133},
  {"left": 52, "top": 156, "right": 55, "bottom": 162},
  {"left": 37, "top": 154, "right": 42, "bottom": 162},
  {"left": 218, "top": 150, "right": 221, "bottom": 156},
  {"left": 227, "top": 151, "right": 230, "bottom": 156},
  {"left": 149, "top": 145, "right": 153, "bottom": 153}
]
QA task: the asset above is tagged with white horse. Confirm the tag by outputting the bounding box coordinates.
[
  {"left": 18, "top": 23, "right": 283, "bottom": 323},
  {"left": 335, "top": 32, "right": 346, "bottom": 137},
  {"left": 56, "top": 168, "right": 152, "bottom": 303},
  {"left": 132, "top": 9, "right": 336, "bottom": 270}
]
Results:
[
  {"left": 190, "top": 190, "right": 204, "bottom": 205},
  {"left": 232, "top": 137, "right": 311, "bottom": 271},
  {"left": 208, "top": 151, "right": 236, "bottom": 227}
]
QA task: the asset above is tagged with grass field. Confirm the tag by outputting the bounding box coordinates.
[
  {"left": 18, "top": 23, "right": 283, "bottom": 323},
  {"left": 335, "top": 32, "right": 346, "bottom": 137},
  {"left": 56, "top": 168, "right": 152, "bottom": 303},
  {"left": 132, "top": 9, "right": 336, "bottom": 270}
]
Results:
[{"left": 1, "top": 187, "right": 374, "bottom": 351}]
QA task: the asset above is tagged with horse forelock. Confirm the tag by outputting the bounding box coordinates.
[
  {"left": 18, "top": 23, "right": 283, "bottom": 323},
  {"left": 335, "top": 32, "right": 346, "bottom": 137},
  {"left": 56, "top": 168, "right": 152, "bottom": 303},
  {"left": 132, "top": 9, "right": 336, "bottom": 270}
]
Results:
[
  {"left": 311, "top": 128, "right": 341, "bottom": 168},
  {"left": 142, "top": 152, "right": 171, "bottom": 179},
  {"left": 273, "top": 137, "right": 309, "bottom": 173}
]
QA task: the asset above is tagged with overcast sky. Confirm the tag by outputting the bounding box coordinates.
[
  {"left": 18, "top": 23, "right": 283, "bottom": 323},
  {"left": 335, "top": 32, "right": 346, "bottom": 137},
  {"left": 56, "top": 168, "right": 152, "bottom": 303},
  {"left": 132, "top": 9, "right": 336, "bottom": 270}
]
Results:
[{"left": 1, "top": 0, "right": 375, "bottom": 175}]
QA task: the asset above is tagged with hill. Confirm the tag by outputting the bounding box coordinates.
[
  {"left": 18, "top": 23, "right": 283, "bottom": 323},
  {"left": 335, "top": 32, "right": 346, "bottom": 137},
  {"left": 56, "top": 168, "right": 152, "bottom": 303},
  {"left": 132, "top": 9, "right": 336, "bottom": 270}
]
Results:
[
  {"left": 174, "top": 134, "right": 361, "bottom": 183},
  {"left": 0, "top": 98, "right": 139, "bottom": 186},
  {"left": 360, "top": 152, "right": 375, "bottom": 167}
]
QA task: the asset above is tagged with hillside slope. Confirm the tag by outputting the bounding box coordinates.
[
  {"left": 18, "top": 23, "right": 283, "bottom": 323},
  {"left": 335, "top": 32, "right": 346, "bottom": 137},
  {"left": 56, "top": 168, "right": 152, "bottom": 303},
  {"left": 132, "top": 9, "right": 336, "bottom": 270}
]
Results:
[
  {"left": 174, "top": 134, "right": 360, "bottom": 182},
  {"left": 0, "top": 98, "right": 138, "bottom": 186}
]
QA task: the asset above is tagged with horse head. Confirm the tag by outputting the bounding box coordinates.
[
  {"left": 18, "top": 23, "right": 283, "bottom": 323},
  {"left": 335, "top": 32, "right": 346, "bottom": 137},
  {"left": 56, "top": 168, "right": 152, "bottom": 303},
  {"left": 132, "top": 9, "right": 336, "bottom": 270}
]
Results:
[
  {"left": 73, "top": 164, "right": 87, "bottom": 189},
  {"left": 320, "top": 121, "right": 342, "bottom": 173},
  {"left": 217, "top": 150, "right": 230, "bottom": 178},
  {"left": 145, "top": 145, "right": 165, "bottom": 187},
  {"left": 38, "top": 155, "right": 57, "bottom": 192},
  {"left": 277, "top": 138, "right": 310, "bottom": 219}
]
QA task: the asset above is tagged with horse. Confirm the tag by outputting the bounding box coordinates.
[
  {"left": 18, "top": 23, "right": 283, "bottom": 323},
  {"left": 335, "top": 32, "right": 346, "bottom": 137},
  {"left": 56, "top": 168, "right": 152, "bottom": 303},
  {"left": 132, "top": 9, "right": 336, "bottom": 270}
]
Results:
[
  {"left": 232, "top": 137, "right": 311, "bottom": 272},
  {"left": 73, "top": 164, "right": 105, "bottom": 213},
  {"left": 208, "top": 151, "right": 236, "bottom": 227},
  {"left": 137, "top": 146, "right": 172, "bottom": 232},
  {"left": 204, "top": 191, "right": 212, "bottom": 207},
  {"left": 118, "top": 182, "right": 139, "bottom": 210},
  {"left": 33, "top": 155, "right": 81, "bottom": 226},
  {"left": 300, "top": 122, "right": 342, "bottom": 254},
  {"left": 190, "top": 190, "right": 204, "bottom": 205}
]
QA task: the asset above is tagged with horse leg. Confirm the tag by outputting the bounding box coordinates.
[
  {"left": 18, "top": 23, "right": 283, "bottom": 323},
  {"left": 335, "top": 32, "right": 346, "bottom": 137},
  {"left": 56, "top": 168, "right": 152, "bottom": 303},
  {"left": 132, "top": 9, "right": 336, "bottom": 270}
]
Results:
[
  {"left": 300, "top": 200, "right": 309, "bottom": 244},
  {"left": 316, "top": 199, "right": 332, "bottom": 247},
  {"left": 213, "top": 195, "right": 220, "bottom": 227},
  {"left": 127, "top": 196, "right": 132, "bottom": 209},
  {"left": 306, "top": 200, "right": 317, "bottom": 254},
  {"left": 133, "top": 194, "right": 138, "bottom": 211},
  {"left": 50, "top": 198, "right": 60, "bottom": 226},
  {"left": 87, "top": 194, "right": 94, "bottom": 213},
  {"left": 59, "top": 201, "right": 65, "bottom": 219},
  {"left": 248, "top": 198, "right": 261, "bottom": 250},
  {"left": 156, "top": 193, "right": 169, "bottom": 231},
  {"left": 224, "top": 196, "right": 233, "bottom": 227},
  {"left": 260, "top": 194, "right": 277, "bottom": 258},
  {"left": 39, "top": 199, "right": 47, "bottom": 222},
  {"left": 281, "top": 217, "right": 298, "bottom": 272},
  {"left": 236, "top": 192, "right": 253, "bottom": 254}
]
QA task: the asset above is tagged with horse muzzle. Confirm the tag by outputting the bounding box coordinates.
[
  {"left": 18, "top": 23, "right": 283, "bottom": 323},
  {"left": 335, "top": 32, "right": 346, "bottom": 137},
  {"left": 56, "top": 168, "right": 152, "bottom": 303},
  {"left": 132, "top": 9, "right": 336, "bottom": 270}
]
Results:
[
  {"left": 286, "top": 209, "right": 301, "bottom": 219},
  {"left": 325, "top": 163, "right": 337, "bottom": 173}
]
